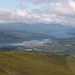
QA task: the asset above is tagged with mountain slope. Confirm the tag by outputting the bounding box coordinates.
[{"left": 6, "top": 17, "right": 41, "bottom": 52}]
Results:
[{"left": 0, "top": 50, "right": 73, "bottom": 75}]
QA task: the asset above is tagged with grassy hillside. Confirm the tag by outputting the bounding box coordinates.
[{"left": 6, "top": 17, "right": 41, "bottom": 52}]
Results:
[
  {"left": 67, "top": 57, "right": 75, "bottom": 75},
  {"left": 0, "top": 28, "right": 54, "bottom": 43},
  {"left": 0, "top": 50, "right": 74, "bottom": 75}
]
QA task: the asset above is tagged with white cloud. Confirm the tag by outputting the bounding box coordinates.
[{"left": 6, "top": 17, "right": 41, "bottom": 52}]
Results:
[
  {"left": 16, "top": 3, "right": 27, "bottom": 9},
  {"left": 69, "top": 0, "right": 75, "bottom": 10},
  {"left": 17, "top": 10, "right": 28, "bottom": 16},
  {"left": 45, "top": 2, "right": 75, "bottom": 16},
  {"left": 42, "top": 0, "right": 75, "bottom": 25},
  {"left": 32, "top": 9, "right": 42, "bottom": 13},
  {"left": 19, "top": 0, "right": 67, "bottom": 4},
  {"left": 0, "top": 0, "right": 75, "bottom": 26},
  {"left": 0, "top": 7, "right": 55, "bottom": 24},
  {"left": 0, "top": 21, "right": 3, "bottom": 23}
]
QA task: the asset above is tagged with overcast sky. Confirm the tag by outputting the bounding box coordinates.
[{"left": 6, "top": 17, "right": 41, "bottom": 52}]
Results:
[{"left": 0, "top": 0, "right": 75, "bottom": 26}]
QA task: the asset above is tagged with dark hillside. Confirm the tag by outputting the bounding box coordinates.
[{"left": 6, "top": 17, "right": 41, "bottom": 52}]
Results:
[{"left": 0, "top": 28, "right": 54, "bottom": 43}]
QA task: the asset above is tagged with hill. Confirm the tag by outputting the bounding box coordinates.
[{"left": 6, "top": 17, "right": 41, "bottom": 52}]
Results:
[
  {"left": 0, "top": 28, "right": 54, "bottom": 43},
  {"left": 0, "top": 50, "right": 74, "bottom": 75}
]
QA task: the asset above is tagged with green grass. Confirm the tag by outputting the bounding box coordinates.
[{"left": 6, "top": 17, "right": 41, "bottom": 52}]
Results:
[
  {"left": 34, "top": 46, "right": 70, "bottom": 54},
  {"left": 0, "top": 50, "right": 74, "bottom": 75}
]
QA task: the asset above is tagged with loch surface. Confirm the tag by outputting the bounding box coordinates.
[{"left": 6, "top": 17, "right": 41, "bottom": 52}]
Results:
[{"left": 48, "top": 32, "right": 74, "bottom": 38}]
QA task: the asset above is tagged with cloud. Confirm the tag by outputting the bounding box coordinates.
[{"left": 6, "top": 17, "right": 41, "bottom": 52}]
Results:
[
  {"left": 43, "top": 0, "right": 75, "bottom": 25},
  {"left": 32, "top": 9, "right": 43, "bottom": 13},
  {"left": 45, "top": 2, "right": 75, "bottom": 16},
  {"left": 69, "top": 0, "right": 75, "bottom": 10},
  {"left": 0, "top": 6, "right": 74, "bottom": 25},
  {"left": 16, "top": 3, "right": 27, "bottom": 9},
  {"left": 19, "top": 0, "right": 68, "bottom": 4},
  {"left": 0, "top": 7, "right": 42, "bottom": 23},
  {"left": 1, "top": 0, "right": 75, "bottom": 26},
  {"left": 0, "top": 7, "right": 56, "bottom": 24}
]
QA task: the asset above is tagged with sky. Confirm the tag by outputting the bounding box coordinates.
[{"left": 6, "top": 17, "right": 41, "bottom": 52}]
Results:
[{"left": 0, "top": 0, "right": 75, "bottom": 26}]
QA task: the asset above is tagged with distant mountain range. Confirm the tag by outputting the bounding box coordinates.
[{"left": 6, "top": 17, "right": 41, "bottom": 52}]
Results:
[{"left": 0, "top": 22, "right": 73, "bottom": 33}]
